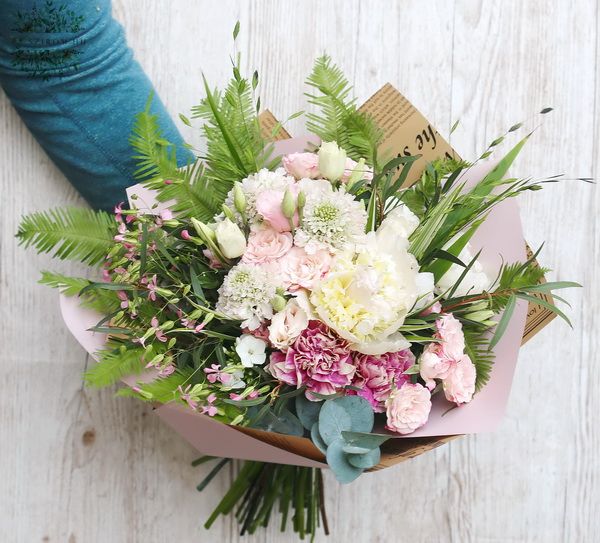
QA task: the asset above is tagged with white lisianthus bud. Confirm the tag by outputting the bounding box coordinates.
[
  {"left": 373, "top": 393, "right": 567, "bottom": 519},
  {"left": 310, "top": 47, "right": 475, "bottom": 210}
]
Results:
[
  {"left": 222, "top": 204, "right": 235, "bottom": 221},
  {"left": 347, "top": 158, "right": 367, "bottom": 189},
  {"left": 270, "top": 293, "right": 287, "bottom": 312},
  {"left": 318, "top": 141, "right": 347, "bottom": 181},
  {"left": 281, "top": 188, "right": 296, "bottom": 219},
  {"left": 215, "top": 218, "right": 247, "bottom": 259}
]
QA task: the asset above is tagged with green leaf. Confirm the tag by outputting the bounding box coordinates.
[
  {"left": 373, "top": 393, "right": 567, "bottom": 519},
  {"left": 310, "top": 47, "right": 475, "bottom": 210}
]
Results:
[
  {"left": 325, "top": 439, "right": 364, "bottom": 484},
  {"left": 310, "top": 423, "right": 328, "bottom": 454},
  {"left": 348, "top": 448, "right": 381, "bottom": 469},
  {"left": 516, "top": 292, "right": 573, "bottom": 327},
  {"left": 318, "top": 400, "right": 352, "bottom": 445},
  {"left": 489, "top": 294, "right": 516, "bottom": 350},
  {"left": 341, "top": 431, "right": 390, "bottom": 450},
  {"left": 296, "top": 395, "right": 322, "bottom": 430}
]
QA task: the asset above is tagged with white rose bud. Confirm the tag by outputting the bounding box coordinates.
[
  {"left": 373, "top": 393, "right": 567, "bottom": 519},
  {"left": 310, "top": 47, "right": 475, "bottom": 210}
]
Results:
[
  {"left": 215, "top": 218, "right": 247, "bottom": 259},
  {"left": 318, "top": 141, "right": 347, "bottom": 181}
]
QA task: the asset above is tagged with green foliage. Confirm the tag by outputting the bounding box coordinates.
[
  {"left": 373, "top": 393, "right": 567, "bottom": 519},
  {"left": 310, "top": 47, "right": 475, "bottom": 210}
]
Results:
[
  {"left": 192, "top": 68, "right": 276, "bottom": 195},
  {"left": 305, "top": 55, "right": 383, "bottom": 168},
  {"left": 116, "top": 368, "right": 193, "bottom": 403},
  {"left": 84, "top": 343, "right": 147, "bottom": 388},
  {"left": 463, "top": 329, "right": 495, "bottom": 391},
  {"left": 39, "top": 271, "right": 120, "bottom": 314},
  {"left": 16, "top": 207, "right": 116, "bottom": 266}
]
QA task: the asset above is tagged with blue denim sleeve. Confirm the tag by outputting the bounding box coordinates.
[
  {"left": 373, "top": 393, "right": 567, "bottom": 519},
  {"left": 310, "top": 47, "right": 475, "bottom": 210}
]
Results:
[{"left": 0, "top": 0, "right": 194, "bottom": 211}]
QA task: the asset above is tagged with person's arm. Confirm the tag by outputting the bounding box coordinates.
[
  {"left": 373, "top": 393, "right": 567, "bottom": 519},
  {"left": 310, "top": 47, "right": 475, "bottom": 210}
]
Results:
[{"left": 0, "top": 0, "right": 193, "bottom": 211}]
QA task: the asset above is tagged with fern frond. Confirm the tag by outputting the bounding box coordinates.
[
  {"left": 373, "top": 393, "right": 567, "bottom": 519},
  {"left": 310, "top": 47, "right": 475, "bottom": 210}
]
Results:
[
  {"left": 17, "top": 208, "right": 116, "bottom": 266},
  {"left": 305, "top": 55, "right": 383, "bottom": 168},
  {"left": 39, "top": 271, "right": 121, "bottom": 314},
  {"left": 85, "top": 344, "right": 146, "bottom": 388},
  {"left": 463, "top": 329, "right": 494, "bottom": 391},
  {"left": 129, "top": 94, "right": 185, "bottom": 182},
  {"left": 116, "top": 367, "right": 192, "bottom": 403}
]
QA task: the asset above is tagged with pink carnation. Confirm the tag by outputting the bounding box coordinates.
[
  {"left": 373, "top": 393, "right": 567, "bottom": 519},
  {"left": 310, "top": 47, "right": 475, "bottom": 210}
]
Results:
[
  {"left": 385, "top": 382, "right": 432, "bottom": 435},
  {"left": 278, "top": 246, "right": 332, "bottom": 292},
  {"left": 242, "top": 227, "right": 293, "bottom": 264},
  {"left": 282, "top": 152, "right": 320, "bottom": 179},
  {"left": 436, "top": 313, "right": 465, "bottom": 359},
  {"left": 350, "top": 350, "right": 415, "bottom": 412},
  {"left": 268, "top": 321, "right": 355, "bottom": 400},
  {"left": 443, "top": 354, "right": 476, "bottom": 405},
  {"left": 256, "top": 189, "right": 299, "bottom": 232}
]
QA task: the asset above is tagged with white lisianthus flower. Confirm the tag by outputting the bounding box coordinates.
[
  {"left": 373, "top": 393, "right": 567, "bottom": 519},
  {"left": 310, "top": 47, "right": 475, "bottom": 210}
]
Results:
[
  {"left": 216, "top": 264, "right": 276, "bottom": 330},
  {"left": 215, "top": 218, "right": 247, "bottom": 259},
  {"left": 435, "top": 243, "right": 491, "bottom": 297},
  {"left": 318, "top": 141, "right": 347, "bottom": 181},
  {"left": 235, "top": 335, "right": 268, "bottom": 367},
  {"left": 268, "top": 297, "right": 309, "bottom": 351},
  {"left": 294, "top": 183, "right": 367, "bottom": 254}
]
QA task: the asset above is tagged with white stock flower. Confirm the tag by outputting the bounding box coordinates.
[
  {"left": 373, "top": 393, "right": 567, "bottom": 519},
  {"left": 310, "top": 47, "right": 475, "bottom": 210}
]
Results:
[
  {"left": 235, "top": 335, "right": 268, "bottom": 367},
  {"left": 216, "top": 264, "right": 276, "bottom": 330}
]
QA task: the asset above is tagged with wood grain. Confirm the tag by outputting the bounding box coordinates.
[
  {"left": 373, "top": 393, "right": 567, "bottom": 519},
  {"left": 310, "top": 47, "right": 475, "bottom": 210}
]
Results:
[{"left": 1, "top": 1, "right": 598, "bottom": 541}]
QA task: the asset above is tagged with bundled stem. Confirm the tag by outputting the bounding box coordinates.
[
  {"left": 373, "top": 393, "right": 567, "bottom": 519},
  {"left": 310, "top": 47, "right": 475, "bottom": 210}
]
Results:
[{"left": 197, "top": 458, "right": 328, "bottom": 539}]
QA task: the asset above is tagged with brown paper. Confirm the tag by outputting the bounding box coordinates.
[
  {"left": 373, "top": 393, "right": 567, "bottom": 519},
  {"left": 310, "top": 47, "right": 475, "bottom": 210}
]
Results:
[{"left": 257, "top": 87, "right": 556, "bottom": 468}]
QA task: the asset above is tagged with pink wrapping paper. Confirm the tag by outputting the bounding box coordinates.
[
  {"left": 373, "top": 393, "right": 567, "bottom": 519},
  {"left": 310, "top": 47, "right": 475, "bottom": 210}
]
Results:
[{"left": 59, "top": 137, "right": 526, "bottom": 464}]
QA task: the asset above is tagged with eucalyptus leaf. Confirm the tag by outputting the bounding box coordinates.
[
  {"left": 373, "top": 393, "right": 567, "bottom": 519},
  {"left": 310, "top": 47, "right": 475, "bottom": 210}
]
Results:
[
  {"left": 330, "top": 396, "right": 374, "bottom": 433},
  {"left": 310, "top": 423, "right": 328, "bottom": 455},
  {"left": 296, "top": 394, "right": 322, "bottom": 430},
  {"left": 326, "top": 439, "right": 364, "bottom": 484},
  {"left": 341, "top": 431, "right": 390, "bottom": 450},
  {"left": 318, "top": 400, "right": 352, "bottom": 445},
  {"left": 348, "top": 447, "right": 381, "bottom": 469}
]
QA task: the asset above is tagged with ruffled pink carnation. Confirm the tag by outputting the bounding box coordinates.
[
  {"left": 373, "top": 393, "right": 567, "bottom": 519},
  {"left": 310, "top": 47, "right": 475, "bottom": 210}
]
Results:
[
  {"left": 442, "top": 354, "right": 476, "bottom": 405},
  {"left": 385, "top": 383, "right": 432, "bottom": 435},
  {"left": 242, "top": 227, "right": 293, "bottom": 264},
  {"left": 350, "top": 350, "right": 415, "bottom": 412},
  {"left": 278, "top": 246, "right": 332, "bottom": 292},
  {"left": 436, "top": 313, "right": 465, "bottom": 359},
  {"left": 268, "top": 320, "right": 355, "bottom": 400},
  {"left": 282, "top": 152, "right": 320, "bottom": 179}
]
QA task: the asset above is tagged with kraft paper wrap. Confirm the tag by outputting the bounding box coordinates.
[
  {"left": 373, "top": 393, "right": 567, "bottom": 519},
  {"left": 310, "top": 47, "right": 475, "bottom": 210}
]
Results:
[{"left": 60, "top": 86, "right": 556, "bottom": 470}]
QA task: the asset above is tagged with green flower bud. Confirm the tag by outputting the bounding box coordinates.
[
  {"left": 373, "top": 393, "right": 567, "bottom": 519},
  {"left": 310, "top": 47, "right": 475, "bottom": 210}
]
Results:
[
  {"left": 271, "top": 294, "right": 286, "bottom": 312},
  {"left": 233, "top": 182, "right": 246, "bottom": 214},
  {"left": 347, "top": 157, "right": 367, "bottom": 188},
  {"left": 297, "top": 190, "right": 306, "bottom": 210},
  {"left": 222, "top": 204, "right": 236, "bottom": 221},
  {"left": 281, "top": 188, "right": 297, "bottom": 219},
  {"left": 318, "top": 141, "right": 347, "bottom": 181}
]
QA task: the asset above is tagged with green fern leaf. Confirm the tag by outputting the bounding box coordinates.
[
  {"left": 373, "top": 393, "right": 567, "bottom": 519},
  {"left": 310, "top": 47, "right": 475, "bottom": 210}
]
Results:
[
  {"left": 84, "top": 344, "right": 147, "bottom": 388},
  {"left": 463, "top": 329, "right": 494, "bottom": 391},
  {"left": 116, "top": 368, "right": 193, "bottom": 403},
  {"left": 17, "top": 208, "right": 116, "bottom": 266}
]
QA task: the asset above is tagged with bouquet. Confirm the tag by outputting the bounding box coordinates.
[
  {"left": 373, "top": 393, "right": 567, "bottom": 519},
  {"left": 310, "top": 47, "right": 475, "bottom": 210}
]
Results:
[{"left": 17, "top": 26, "right": 581, "bottom": 539}]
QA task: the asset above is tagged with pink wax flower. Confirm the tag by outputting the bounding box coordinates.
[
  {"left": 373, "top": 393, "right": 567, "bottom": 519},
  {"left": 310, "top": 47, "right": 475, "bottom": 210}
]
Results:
[
  {"left": 282, "top": 152, "right": 321, "bottom": 180},
  {"left": 255, "top": 189, "right": 299, "bottom": 232},
  {"left": 278, "top": 246, "right": 332, "bottom": 292},
  {"left": 178, "top": 385, "right": 198, "bottom": 410},
  {"left": 201, "top": 393, "right": 218, "bottom": 417},
  {"left": 385, "top": 382, "right": 432, "bottom": 435},
  {"left": 202, "top": 249, "right": 222, "bottom": 269},
  {"left": 442, "top": 354, "right": 476, "bottom": 405},
  {"left": 242, "top": 227, "right": 293, "bottom": 264},
  {"left": 268, "top": 321, "right": 355, "bottom": 400},
  {"left": 350, "top": 349, "right": 415, "bottom": 412},
  {"left": 140, "top": 274, "right": 159, "bottom": 301}
]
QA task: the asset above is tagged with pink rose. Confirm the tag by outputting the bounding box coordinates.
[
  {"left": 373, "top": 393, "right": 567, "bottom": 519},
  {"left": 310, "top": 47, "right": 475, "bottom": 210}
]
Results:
[
  {"left": 278, "top": 246, "right": 332, "bottom": 292},
  {"left": 385, "top": 383, "right": 432, "bottom": 435},
  {"left": 255, "top": 189, "right": 299, "bottom": 232},
  {"left": 268, "top": 320, "right": 355, "bottom": 400},
  {"left": 242, "top": 227, "right": 293, "bottom": 264},
  {"left": 341, "top": 157, "right": 374, "bottom": 184},
  {"left": 282, "top": 152, "right": 320, "bottom": 180},
  {"left": 350, "top": 350, "right": 415, "bottom": 412},
  {"left": 443, "top": 354, "right": 476, "bottom": 405}
]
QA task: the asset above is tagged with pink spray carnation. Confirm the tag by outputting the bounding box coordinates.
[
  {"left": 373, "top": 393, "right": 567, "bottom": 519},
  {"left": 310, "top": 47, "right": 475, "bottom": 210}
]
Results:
[
  {"left": 268, "top": 320, "right": 355, "bottom": 400},
  {"left": 278, "top": 246, "right": 332, "bottom": 292},
  {"left": 442, "top": 354, "right": 476, "bottom": 405},
  {"left": 385, "top": 382, "right": 432, "bottom": 435},
  {"left": 350, "top": 350, "right": 415, "bottom": 412},
  {"left": 282, "top": 152, "right": 320, "bottom": 179}
]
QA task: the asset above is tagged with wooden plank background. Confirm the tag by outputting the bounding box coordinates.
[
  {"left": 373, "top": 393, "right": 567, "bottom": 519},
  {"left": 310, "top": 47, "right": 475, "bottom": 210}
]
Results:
[{"left": 1, "top": 1, "right": 598, "bottom": 541}]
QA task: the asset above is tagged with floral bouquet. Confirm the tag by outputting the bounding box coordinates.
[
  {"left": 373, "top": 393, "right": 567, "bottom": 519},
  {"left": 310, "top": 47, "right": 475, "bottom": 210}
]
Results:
[{"left": 17, "top": 26, "right": 581, "bottom": 539}]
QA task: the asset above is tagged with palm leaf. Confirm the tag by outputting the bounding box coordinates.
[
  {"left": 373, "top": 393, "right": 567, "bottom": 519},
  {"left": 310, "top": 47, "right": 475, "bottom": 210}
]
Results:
[{"left": 463, "top": 328, "right": 494, "bottom": 391}]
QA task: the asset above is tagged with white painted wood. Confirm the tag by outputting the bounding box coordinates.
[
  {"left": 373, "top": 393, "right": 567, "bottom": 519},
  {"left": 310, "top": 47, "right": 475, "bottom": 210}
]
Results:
[{"left": 1, "top": 1, "right": 597, "bottom": 541}]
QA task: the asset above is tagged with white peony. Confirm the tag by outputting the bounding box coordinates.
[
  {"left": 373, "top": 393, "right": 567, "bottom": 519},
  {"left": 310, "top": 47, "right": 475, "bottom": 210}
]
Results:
[
  {"left": 435, "top": 243, "right": 492, "bottom": 297},
  {"left": 378, "top": 204, "right": 420, "bottom": 242}
]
